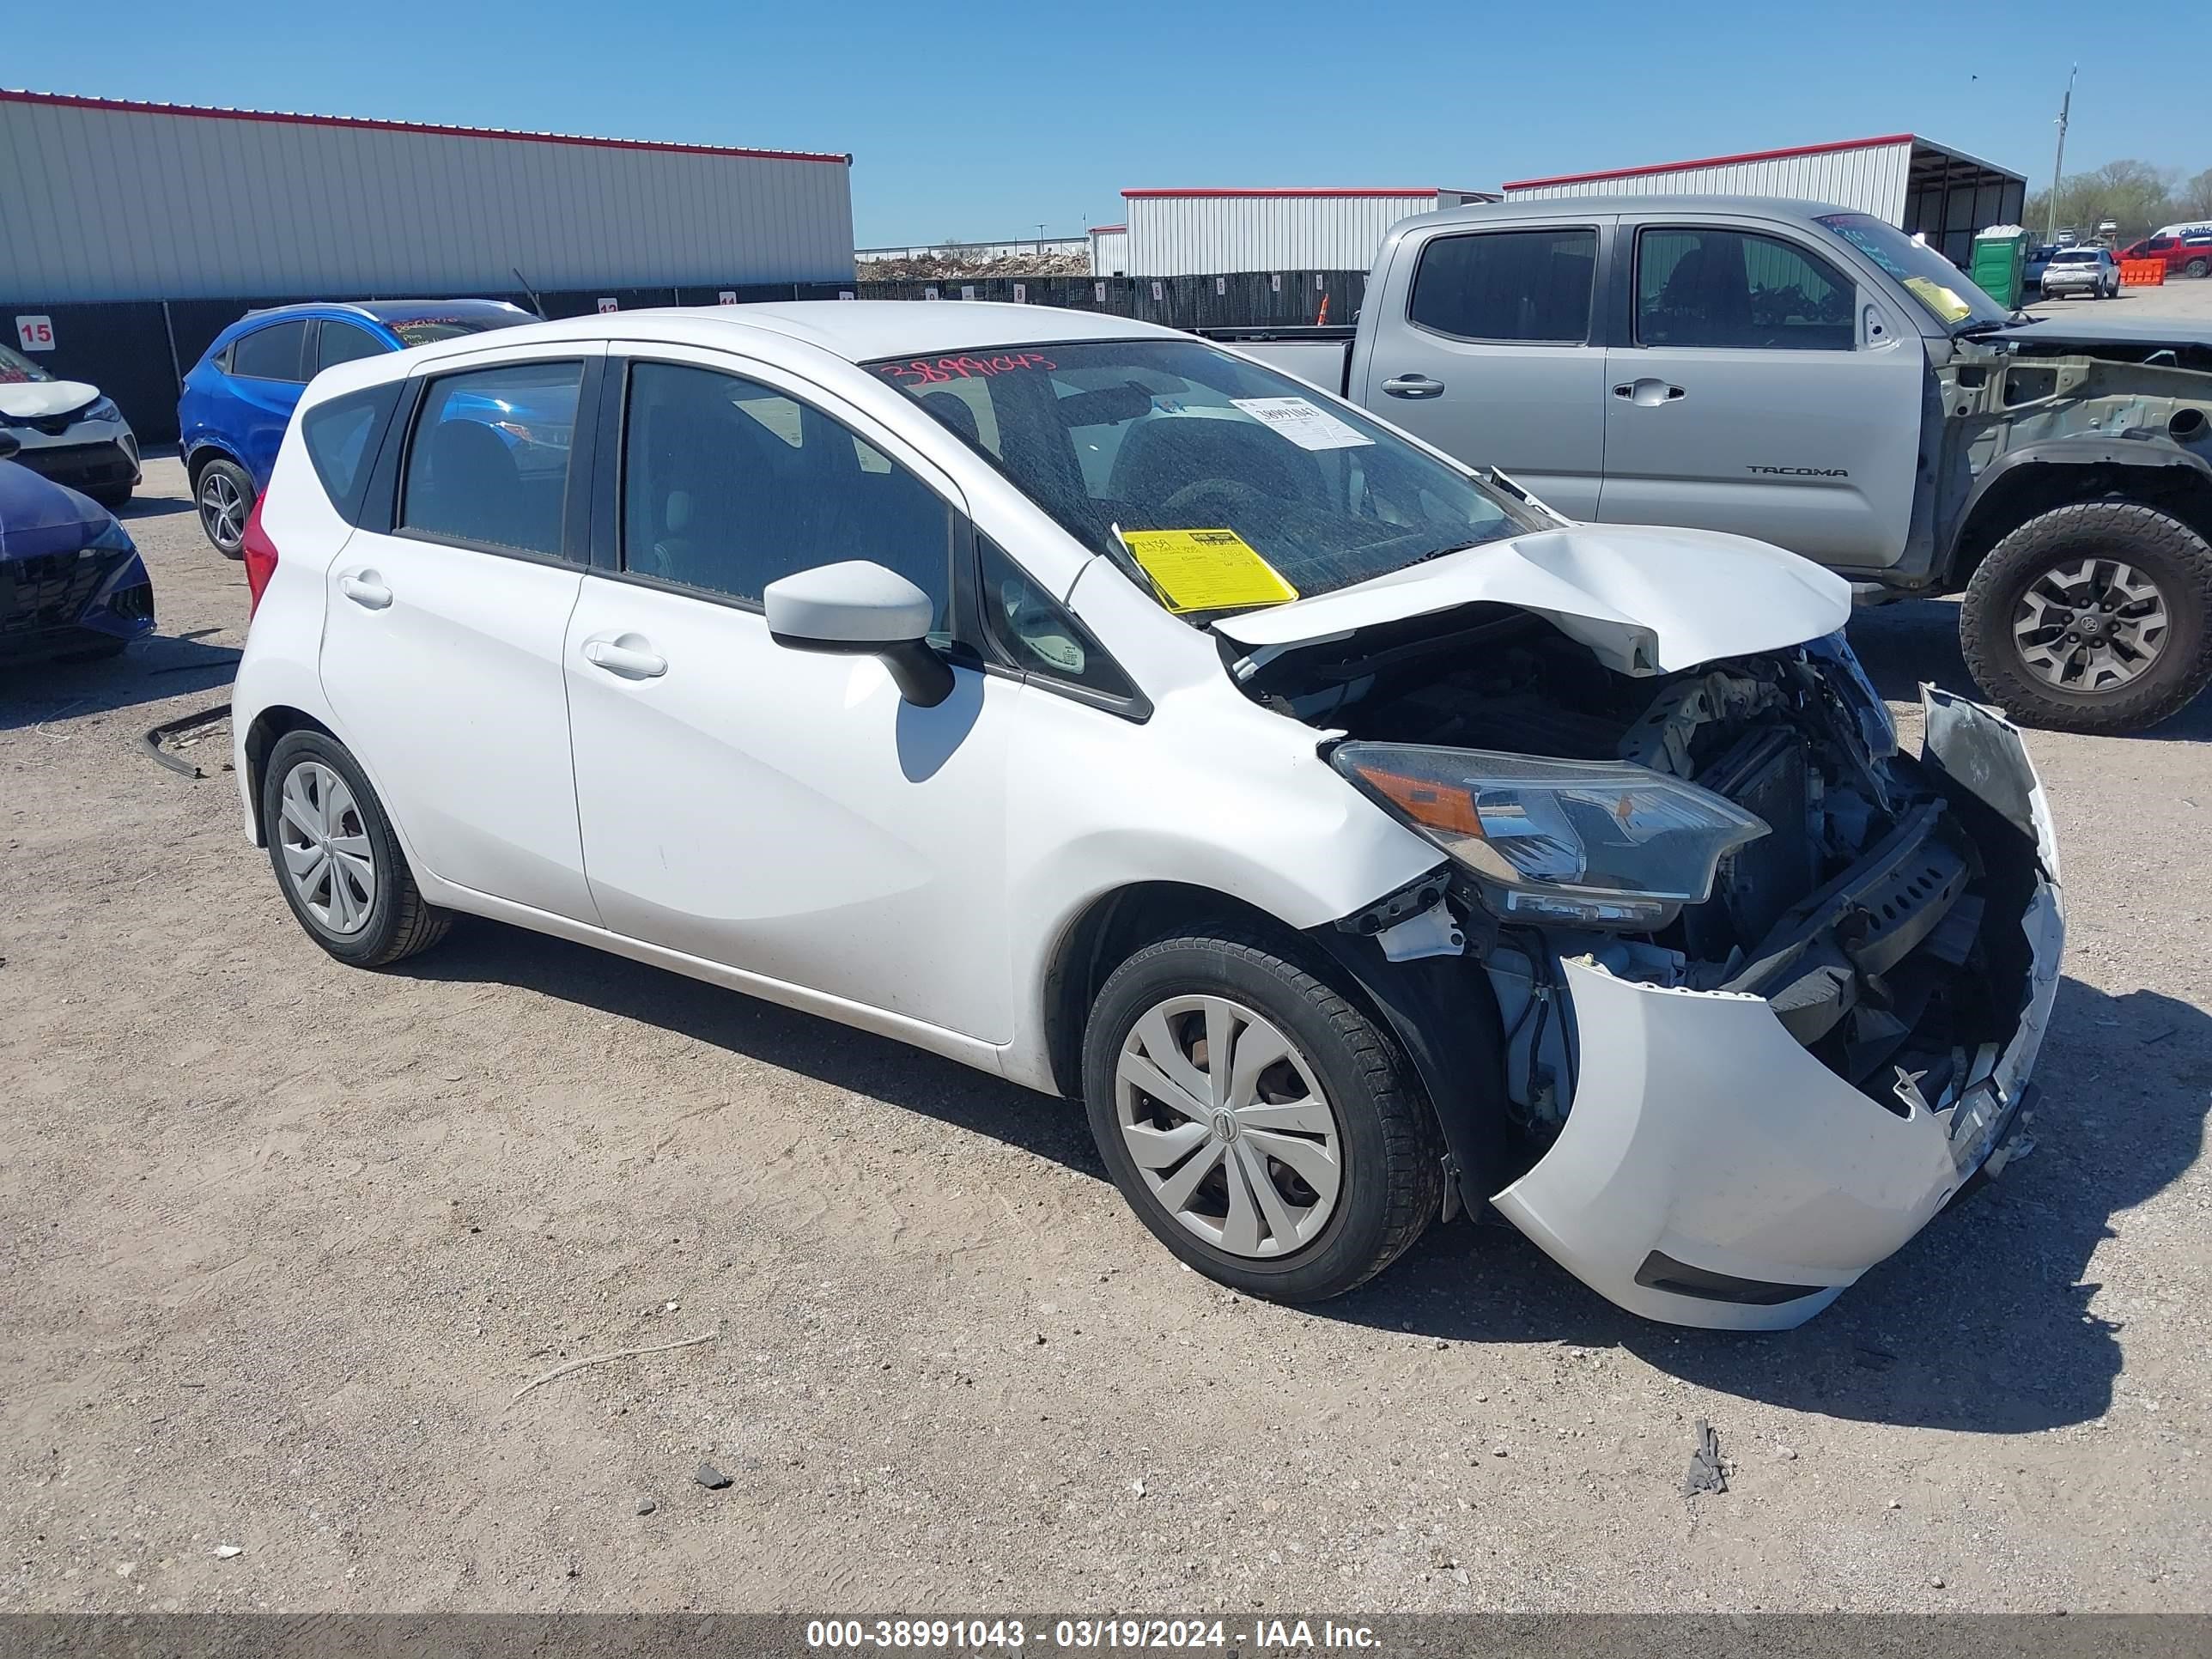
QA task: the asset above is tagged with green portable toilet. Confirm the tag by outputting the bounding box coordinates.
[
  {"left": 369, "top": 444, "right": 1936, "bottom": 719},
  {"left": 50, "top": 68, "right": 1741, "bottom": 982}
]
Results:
[{"left": 1971, "top": 226, "right": 2028, "bottom": 310}]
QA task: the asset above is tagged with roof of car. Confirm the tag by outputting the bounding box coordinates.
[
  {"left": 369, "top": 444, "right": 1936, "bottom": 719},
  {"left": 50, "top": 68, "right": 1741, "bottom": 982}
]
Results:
[
  {"left": 405, "top": 301, "right": 1178, "bottom": 367},
  {"left": 1419, "top": 193, "right": 1856, "bottom": 226},
  {"left": 232, "top": 297, "right": 532, "bottom": 330}
]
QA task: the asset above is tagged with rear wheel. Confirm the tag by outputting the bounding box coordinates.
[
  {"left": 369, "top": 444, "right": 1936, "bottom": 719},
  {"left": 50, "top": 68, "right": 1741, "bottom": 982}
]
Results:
[
  {"left": 2185, "top": 258, "right": 2209, "bottom": 280},
  {"left": 262, "top": 729, "right": 451, "bottom": 967},
  {"left": 1960, "top": 501, "right": 2212, "bottom": 733},
  {"left": 195, "top": 459, "right": 254, "bottom": 559},
  {"left": 1081, "top": 931, "right": 1443, "bottom": 1302}
]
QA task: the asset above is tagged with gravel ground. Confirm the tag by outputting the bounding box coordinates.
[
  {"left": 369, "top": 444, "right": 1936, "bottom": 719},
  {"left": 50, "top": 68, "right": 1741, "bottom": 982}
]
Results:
[{"left": 3, "top": 298, "right": 2210, "bottom": 1615}]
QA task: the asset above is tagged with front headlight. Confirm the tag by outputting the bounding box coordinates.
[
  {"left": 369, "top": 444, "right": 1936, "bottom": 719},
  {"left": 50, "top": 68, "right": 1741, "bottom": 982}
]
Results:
[
  {"left": 88, "top": 516, "right": 136, "bottom": 554},
  {"left": 84, "top": 397, "right": 122, "bottom": 424},
  {"left": 1333, "top": 742, "right": 1769, "bottom": 927}
]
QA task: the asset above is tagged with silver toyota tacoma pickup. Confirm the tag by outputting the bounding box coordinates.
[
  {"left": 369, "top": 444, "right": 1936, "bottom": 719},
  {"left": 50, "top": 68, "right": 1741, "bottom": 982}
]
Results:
[{"left": 1202, "top": 196, "right": 2212, "bottom": 734}]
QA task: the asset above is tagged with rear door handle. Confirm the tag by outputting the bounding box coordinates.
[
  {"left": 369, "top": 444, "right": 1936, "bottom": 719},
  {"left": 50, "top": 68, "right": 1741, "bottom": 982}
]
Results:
[
  {"left": 582, "top": 634, "right": 667, "bottom": 680},
  {"left": 1382, "top": 374, "right": 1445, "bottom": 398},
  {"left": 338, "top": 572, "right": 392, "bottom": 610},
  {"left": 1613, "top": 380, "right": 1686, "bottom": 407}
]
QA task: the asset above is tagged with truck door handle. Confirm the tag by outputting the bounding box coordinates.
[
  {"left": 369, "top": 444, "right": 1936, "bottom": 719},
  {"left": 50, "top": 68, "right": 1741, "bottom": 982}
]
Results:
[
  {"left": 1613, "top": 380, "right": 1686, "bottom": 407},
  {"left": 338, "top": 572, "right": 392, "bottom": 610},
  {"left": 582, "top": 634, "right": 667, "bottom": 680},
  {"left": 1382, "top": 374, "right": 1445, "bottom": 398}
]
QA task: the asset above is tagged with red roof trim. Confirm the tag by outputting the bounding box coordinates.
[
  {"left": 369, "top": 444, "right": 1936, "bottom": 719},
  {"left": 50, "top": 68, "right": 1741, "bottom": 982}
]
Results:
[
  {"left": 0, "top": 88, "right": 852, "bottom": 165},
  {"left": 1087, "top": 224, "right": 1127, "bottom": 234},
  {"left": 1503, "top": 134, "right": 1918, "bottom": 191},
  {"left": 1121, "top": 187, "right": 1447, "bottom": 200}
]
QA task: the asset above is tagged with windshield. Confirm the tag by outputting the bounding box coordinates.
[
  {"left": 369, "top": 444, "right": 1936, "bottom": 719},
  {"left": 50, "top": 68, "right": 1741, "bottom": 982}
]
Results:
[
  {"left": 866, "top": 338, "right": 1540, "bottom": 619},
  {"left": 0, "top": 342, "right": 56, "bottom": 385},
  {"left": 1813, "top": 212, "right": 2011, "bottom": 330}
]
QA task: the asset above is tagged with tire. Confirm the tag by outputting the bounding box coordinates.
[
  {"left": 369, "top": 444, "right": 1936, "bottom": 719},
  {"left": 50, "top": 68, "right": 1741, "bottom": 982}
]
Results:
[
  {"left": 55, "top": 635, "right": 128, "bottom": 664},
  {"left": 1960, "top": 501, "right": 2212, "bottom": 733},
  {"left": 1081, "top": 930, "right": 1443, "bottom": 1302},
  {"left": 261, "top": 729, "right": 451, "bottom": 968},
  {"left": 195, "top": 459, "right": 255, "bottom": 559},
  {"left": 90, "top": 483, "right": 131, "bottom": 511},
  {"left": 2185, "top": 258, "right": 2208, "bottom": 280}
]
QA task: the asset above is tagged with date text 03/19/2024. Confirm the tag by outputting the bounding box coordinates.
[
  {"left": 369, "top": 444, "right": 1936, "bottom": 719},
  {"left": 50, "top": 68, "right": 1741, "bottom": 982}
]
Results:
[{"left": 804, "top": 1619, "right": 1382, "bottom": 1651}]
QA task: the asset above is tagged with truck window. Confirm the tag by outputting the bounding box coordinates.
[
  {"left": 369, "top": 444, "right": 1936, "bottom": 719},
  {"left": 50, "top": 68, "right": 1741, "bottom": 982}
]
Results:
[
  {"left": 1407, "top": 229, "right": 1597, "bottom": 344},
  {"left": 1634, "top": 228, "right": 1856, "bottom": 351}
]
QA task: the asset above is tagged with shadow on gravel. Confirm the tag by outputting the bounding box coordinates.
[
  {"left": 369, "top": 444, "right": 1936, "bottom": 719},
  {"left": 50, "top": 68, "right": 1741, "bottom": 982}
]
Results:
[
  {"left": 0, "top": 628, "right": 239, "bottom": 731},
  {"left": 397, "top": 921, "right": 1104, "bottom": 1180},
  {"left": 404, "top": 915, "right": 2207, "bottom": 1437},
  {"left": 1846, "top": 598, "right": 2212, "bottom": 743},
  {"left": 1326, "top": 975, "right": 2212, "bottom": 1434}
]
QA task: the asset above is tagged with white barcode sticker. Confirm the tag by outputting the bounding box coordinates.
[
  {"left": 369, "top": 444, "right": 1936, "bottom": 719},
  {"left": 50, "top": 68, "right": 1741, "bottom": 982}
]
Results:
[{"left": 1231, "top": 397, "right": 1372, "bottom": 451}]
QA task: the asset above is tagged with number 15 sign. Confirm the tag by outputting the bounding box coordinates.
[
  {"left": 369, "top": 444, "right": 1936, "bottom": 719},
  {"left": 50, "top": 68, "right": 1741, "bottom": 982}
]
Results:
[{"left": 15, "top": 316, "right": 55, "bottom": 351}]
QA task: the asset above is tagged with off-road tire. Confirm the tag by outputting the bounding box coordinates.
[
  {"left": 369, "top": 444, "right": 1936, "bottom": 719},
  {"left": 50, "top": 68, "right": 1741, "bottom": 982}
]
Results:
[
  {"left": 1082, "top": 930, "right": 1444, "bottom": 1302},
  {"left": 1960, "top": 501, "right": 2212, "bottom": 733},
  {"left": 261, "top": 729, "right": 452, "bottom": 968}
]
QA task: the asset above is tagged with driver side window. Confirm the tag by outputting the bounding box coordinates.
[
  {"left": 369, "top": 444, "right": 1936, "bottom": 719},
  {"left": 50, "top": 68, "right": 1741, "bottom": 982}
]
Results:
[
  {"left": 1634, "top": 228, "right": 1856, "bottom": 351},
  {"left": 620, "top": 360, "right": 954, "bottom": 632}
]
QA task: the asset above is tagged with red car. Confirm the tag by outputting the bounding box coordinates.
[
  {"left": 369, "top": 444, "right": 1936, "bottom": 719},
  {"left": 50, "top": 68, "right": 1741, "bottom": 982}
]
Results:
[{"left": 2116, "top": 231, "right": 2212, "bottom": 279}]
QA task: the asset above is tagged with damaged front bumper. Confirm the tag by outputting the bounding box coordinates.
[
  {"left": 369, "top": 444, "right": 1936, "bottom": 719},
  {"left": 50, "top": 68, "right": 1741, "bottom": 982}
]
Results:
[{"left": 1490, "top": 688, "right": 2063, "bottom": 1331}]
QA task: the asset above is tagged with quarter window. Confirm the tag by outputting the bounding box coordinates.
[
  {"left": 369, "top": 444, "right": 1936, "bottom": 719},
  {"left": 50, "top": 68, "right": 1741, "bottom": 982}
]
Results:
[
  {"left": 230, "top": 321, "right": 310, "bottom": 382},
  {"left": 301, "top": 383, "right": 401, "bottom": 521},
  {"left": 620, "top": 361, "right": 953, "bottom": 630},
  {"left": 977, "top": 538, "right": 1136, "bottom": 701},
  {"left": 1407, "top": 228, "right": 1598, "bottom": 343},
  {"left": 399, "top": 361, "right": 583, "bottom": 557},
  {"left": 317, "top": 320, "right": 387, "bottom": 372},
  {"left": 1635, "top": 228, "right": 1856, "bottom": 350}
]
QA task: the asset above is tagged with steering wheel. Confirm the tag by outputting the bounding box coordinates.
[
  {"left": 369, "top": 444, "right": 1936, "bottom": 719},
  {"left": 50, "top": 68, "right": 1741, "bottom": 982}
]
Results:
[{"left": 1160, "top": 477, "right": 1271, "bottom": 525}]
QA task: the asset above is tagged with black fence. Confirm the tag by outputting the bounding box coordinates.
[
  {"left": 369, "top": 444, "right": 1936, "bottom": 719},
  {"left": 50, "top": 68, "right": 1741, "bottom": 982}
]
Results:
[{"left": 3, "top": 271, "right": 1365, "bottom": 447}]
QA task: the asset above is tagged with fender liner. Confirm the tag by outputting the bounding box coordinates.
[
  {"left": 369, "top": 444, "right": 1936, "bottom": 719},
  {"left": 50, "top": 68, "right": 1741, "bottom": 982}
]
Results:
[
  {"left": 1306, "top": 924, "right": 1515, "bottom": 1221},
  {"left": 1942, "top": 434, "right": 2212, "bottom": 584}
]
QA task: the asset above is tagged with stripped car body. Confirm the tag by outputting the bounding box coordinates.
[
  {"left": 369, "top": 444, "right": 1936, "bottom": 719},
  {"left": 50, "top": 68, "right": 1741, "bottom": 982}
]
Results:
[{"left": 1222, "top": 525, "right": 2062, "bottom": 1329}]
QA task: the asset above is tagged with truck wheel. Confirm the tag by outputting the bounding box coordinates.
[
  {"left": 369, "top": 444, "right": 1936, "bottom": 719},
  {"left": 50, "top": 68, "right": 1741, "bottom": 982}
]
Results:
[
  {"left": 1960, "top": 501, "right": 2212, "bottom": 733},
  {"left": 2186, "top": 258, "right": 2209, "bottom": 280},
  {"left": 1081, "top": 931, "right": 1443, "bottom": 1303}
]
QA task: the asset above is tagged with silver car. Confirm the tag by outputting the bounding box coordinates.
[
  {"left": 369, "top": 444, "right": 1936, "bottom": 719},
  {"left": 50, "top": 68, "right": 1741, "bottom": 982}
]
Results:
[{"left": 2039, "top": 245, "right": 2118, "bottom": 300}]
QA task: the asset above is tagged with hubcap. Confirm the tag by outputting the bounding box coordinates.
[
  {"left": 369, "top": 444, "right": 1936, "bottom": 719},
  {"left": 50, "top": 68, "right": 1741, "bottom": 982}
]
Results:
[
  {"left": 276, "top": 761, "right": 376, "bottom": 934},
  {"left": 1115, "top": 994, "right": 1342, "bottom": 1260},
  {"left": 200, "top": 472, "right": 244, "bottom": 550},
  {"left": 2011, "top": 556, "right": 2169, "bottom": 693}
]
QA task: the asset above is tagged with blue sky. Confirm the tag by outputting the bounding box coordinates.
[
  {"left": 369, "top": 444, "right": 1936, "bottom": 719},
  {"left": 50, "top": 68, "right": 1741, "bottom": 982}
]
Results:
[{"left": 12, "top": 0, "right": 2207, "bottom": 245}]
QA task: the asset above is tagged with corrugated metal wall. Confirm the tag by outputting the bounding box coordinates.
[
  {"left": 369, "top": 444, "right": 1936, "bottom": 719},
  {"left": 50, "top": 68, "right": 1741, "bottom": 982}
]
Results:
[
  {"left": 0, "top": 94, "right": 856, "bottom": 301},
  {"left": 1504, "top": 143, "right": 1913, "bottom": 222},
  {"left": 1125, "top": 193, "right": 1442, "bottom": 276},
  {"left": 1090, "top": 228, "right": 1129, "bottom": 275}
]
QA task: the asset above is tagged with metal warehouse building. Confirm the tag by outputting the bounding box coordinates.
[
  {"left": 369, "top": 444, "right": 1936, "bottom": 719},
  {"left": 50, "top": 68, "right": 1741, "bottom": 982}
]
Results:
[
  {"left": 1502, "top": 134, "right": 2026, "bottom": 267},
  {"left": 1117, "top": 188, "right": 1498, "bottom": 277},
  {"left": 0, "top": 89, "right": 856, "bottom": 300}
]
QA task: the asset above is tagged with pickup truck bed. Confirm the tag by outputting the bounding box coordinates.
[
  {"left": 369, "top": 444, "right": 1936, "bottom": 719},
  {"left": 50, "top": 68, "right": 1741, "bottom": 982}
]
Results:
[{"left": 1194, "top": 325, "right": 1355, "bottom": 393}]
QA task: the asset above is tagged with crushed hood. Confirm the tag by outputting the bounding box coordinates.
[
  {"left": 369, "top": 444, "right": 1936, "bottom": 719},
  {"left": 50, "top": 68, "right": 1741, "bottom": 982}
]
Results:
[
  {"left": 1214, "top": 524, "right": 1852, "bottom": 675},
  {"left": 0, "top": 379, "right": 99, "bottom": 421}
]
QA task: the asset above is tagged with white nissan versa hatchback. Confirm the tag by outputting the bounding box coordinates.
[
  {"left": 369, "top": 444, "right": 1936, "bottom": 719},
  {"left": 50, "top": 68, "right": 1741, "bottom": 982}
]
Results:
[{"left": 232, "top": 303, "right": 2063, "bottom": 1330}]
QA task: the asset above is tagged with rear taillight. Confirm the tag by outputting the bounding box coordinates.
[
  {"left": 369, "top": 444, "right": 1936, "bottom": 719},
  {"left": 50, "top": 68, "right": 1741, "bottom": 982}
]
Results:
[{"left": 240, "top": 494, "right": 279, "bottom": 617}]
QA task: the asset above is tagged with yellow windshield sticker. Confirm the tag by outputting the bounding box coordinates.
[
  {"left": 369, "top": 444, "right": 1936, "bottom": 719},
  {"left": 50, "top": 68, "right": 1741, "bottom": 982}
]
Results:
[
  {"left": 1903, "top": 275, "right": 1973, "bottom": 325},
  {"left": 1121, "top": 528, "right": 1300, "bottom": 614}
]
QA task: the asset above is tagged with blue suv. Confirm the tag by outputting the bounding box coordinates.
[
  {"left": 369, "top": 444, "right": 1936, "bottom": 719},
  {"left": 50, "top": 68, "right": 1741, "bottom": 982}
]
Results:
[{"left": 179, "top": 299, "right": 533, "bottom": 556}]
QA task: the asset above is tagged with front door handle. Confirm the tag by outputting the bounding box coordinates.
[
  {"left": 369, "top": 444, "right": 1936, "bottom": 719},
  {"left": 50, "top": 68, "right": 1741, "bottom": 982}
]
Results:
[
  {"left": 582, "top": 634, "right": 668, "bottom": 680},
  {"left": 338, "top": 572, "right": 392, "bottom": 610},
  {"left": 1613, "top": 379, "right": 1686, "bottom": 407},
  {"left": 1382, "top": 374, "right": 1446, "bottom": 398}
]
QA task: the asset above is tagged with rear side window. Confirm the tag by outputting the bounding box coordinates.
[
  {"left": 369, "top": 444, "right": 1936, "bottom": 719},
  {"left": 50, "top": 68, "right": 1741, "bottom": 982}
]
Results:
[
  {"left": 1407, "top": 228, "right": 1598, "bottom": 343},
  {"left": 1635, "top": 228, "right": 1856, "bottom": 350},
  {"left": 300, "top": 383, "right": 402, "bottom": 521},
  {"left": 317, "top": 320, "right": 387, "bottom": 372},
  {"left": 399, "top": 361, "right": 584, "bottom": 557},
  {"left": 230, "top": 321, "right": 310, "bottom": 382}
]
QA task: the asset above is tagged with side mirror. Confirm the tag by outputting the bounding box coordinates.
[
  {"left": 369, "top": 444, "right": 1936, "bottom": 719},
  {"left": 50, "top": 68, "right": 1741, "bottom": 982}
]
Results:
[
  {"left": 0, "top": 432, "right": 19, "bottom": 462},
  {"left": 763, "top": 560, "right": 954, "bottom": 708}
]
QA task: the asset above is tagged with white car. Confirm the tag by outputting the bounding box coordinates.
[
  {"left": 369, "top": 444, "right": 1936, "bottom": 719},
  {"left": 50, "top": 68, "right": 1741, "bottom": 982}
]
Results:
[
  {"left": 0, "top": 340, "right": 142, "bottom": 507},
  {"left": 230, "top": 303, "right": 2063, "bottom": 1330},
  {"left": 2039, "top": 246, "right": 2118, "bottom": 300}
]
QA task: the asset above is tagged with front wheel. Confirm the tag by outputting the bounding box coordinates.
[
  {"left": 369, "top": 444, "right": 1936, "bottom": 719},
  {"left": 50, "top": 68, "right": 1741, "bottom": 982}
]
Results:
[
  {"left": 261, "top": 729, "right": 452, "bottom": 967},
  {"left": 1081, "top": 932, "right": 1443, "bottom": 1302},
  {"left": 1960, "top": 501, "right": 2212, "bottom": 733}
]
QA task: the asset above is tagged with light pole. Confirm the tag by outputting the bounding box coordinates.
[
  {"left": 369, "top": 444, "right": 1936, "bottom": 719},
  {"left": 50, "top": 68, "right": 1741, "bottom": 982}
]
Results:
[{"left": 2046, "top": 63, "right": 2076, "bottom": 243}]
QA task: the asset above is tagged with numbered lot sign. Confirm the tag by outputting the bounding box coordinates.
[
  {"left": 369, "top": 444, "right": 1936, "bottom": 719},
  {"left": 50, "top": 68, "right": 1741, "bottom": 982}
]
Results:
[
  {"left": 15, "top": 315, "right": 55, "bottom": 351},
  {"left": 718, "top": 291, "right": 738, "bottom": 305},
  {"left": 595, "top": 297, "right": 619, "bottom": 313}
]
